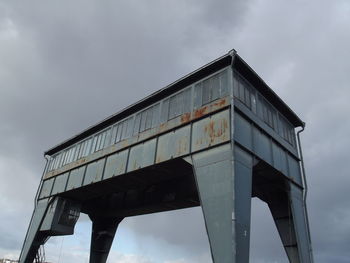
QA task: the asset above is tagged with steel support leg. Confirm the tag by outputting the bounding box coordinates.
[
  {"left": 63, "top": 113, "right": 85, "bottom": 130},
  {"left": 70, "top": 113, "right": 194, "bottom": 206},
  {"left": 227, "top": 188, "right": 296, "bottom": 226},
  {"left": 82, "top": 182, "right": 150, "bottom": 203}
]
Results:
[
  {"left": 19, "top": 200, "right": 50, "bottom": 263},
  {"left": 267, "top": 183, "right": 312, "bottom": 263},
  {"left": 89, "top": 216, "right": 123, "bottom": 263},
  {"left": 192, "top": 145, "right": 253, "bottom": 263}
]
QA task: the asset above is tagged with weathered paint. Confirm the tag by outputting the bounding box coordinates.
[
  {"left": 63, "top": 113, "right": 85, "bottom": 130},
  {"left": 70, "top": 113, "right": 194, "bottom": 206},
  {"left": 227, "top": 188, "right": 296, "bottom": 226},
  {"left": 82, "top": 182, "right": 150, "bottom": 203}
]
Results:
[
  {"left": 44, "top": 97, "right": 230, "bottom": 180},
  {"left": 192, "top": 109, "right": 230, "bottom": 152},
  {"left": 156, "top": 126, "right": 191, "bottom": 163}
]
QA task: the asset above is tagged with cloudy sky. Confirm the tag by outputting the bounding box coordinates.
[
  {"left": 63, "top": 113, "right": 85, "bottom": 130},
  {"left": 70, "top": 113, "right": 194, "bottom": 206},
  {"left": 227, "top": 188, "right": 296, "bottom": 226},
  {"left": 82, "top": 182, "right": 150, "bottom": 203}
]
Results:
[{"left": 0, "top": 0, "right": 349, "bottom": 262}]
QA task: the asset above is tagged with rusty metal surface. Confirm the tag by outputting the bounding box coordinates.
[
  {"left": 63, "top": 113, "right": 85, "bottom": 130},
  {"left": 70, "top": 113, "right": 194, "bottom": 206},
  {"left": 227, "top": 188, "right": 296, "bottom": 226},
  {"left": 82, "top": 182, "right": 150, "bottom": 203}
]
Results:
[
  {"left": 44, "top": 97, "right": 230, "bottom": 180},
  {"left": 192, "top": 109, "right": 230, "bottom": 152},
  {"left": 156, "top": 126, "right": 191, "bottom": 163},
  {"left": 127, "top": 138, "right": 157, "bottom": 172}
]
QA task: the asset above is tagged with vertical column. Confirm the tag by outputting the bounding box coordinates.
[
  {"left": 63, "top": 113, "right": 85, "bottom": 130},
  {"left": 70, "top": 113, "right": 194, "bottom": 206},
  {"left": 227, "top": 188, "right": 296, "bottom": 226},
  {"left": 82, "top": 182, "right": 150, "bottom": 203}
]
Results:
[
  {"left": 192, "top": 144, "right": 253, "bottom": 263},
  {"left": 89, "top": 216, "right": 123, "bottom": 263}
]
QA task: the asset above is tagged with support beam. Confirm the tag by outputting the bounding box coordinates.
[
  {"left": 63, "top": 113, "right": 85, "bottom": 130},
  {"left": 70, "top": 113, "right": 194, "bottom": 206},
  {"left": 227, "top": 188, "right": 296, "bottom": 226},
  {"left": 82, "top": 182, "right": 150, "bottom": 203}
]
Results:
[
  {"left": 192, "top": 144, "right": 253, "bottom": 263},
  {"left": 89, "top": 216, "right": 123, "bottom": 263}
]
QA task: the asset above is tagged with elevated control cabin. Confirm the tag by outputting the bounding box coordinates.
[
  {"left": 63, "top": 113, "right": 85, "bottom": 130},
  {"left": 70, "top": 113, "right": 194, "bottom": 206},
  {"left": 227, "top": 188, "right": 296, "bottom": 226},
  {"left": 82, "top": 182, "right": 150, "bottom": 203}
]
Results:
[{"left": 20, "top": 50, "right": 313, "bottom": 263}]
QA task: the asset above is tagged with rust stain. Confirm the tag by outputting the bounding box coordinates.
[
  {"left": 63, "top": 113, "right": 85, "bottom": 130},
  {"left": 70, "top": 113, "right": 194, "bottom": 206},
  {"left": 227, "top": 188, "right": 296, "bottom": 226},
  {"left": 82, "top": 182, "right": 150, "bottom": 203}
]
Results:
[
  {"left": 175, "top": 137, "right": 188, "bottom": 156},
  {"left": 203, "top": 118, "right": 228, "bottom": 144},
  {"left": 194, "top": 106, "right": 208, "bottom": 119},
  {"left": 180, "top": 112, "right": 191, "bottom": 124},
  {"left": 159, "top": 122, "right": 169, "bottom": 133},
  {"left": 213, "top": 98, "right": 227, "bottom": 108},
  {"left": 121, "top": 140, "right": 129, "bottom": 148}
]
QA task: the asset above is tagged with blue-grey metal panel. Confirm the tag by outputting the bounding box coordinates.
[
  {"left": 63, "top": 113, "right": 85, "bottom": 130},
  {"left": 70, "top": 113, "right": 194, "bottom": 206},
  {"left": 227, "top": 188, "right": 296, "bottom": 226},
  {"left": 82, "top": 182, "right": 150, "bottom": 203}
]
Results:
[
  {"left": 51, "top": 172, "right": 69, "bottom": 195},
  {"left": 156, "top": 126, "right": 191, "bottom": 163},
  {"left": 127, "top": 138, "right": 156, "bottom": 172},
  {"left": 288, "top": 155, "right": 302, "bottom": 185},
  {"left": 234, "top": 146, "right": 253, "bottom": 262},
  {"left": 104, "top": 149, "right": 129, "bottom": 179},
  {"left": 39, "top": 178, "right": 54, "bottom": 199},
  {"left": 66, "top": 166, "right": 86, "bottom": 191},
  {"left": 272, "top": 142, "right": 288, "bottom": 175},
  {"left": 234, "top": 112, "right": 253, "bottom": 151},
  {"left": 192, "top": 109, "right": 230, "bottom": 152},
  {"left": 253, "top": 126, "right": 272, "bottom": 165},
  {"left": 192, "top": 144, "right": 234, "bottom": 263},
  {"left": 83, "top": 158, "right": 106, "bottom": 185}
]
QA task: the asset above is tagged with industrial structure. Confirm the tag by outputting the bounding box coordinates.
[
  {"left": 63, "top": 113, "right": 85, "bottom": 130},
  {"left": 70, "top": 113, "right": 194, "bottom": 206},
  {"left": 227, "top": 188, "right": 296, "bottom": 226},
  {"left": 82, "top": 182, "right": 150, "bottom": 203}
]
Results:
[{"left": 19, "top": 50, "right": 313, "bottom": 262}]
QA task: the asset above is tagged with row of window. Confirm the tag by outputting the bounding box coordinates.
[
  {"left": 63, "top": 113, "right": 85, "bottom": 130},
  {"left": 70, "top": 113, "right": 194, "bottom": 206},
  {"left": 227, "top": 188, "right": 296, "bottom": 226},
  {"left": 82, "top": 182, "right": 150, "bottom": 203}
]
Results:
[
  {"left": 47, "top": 69, "right": 229, "bottom": 172},
  {"left": 233, "top": 72, "right": 296, "bottom": 146}
]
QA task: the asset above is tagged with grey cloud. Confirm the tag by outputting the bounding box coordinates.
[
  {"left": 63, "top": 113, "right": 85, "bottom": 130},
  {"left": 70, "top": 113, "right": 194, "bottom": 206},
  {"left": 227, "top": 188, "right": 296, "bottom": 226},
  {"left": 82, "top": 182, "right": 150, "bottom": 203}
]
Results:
[{"left": 1, "top": 0, "right": 350, "bottom": 262}]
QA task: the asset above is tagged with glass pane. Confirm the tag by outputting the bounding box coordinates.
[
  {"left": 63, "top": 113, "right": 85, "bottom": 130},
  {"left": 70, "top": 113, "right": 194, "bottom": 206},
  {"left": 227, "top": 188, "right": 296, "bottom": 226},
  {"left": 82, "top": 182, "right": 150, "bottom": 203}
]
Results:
[
  {"left": 183, "top": 88, "right": 192, "bottom": 113},
  {"left": 104, "top": 128, "right": 112, "bottom": 148},
  {"left": 133, "top": 114, "right": 141, "bottom": 135},
  {"left": 220, "top": 70, "right": 229, "bottom": 96},
  {"left": 251, "top": 93, "right": 257, "bottom": 113},
  {"left": 169, "top": 94, "right": 178, "bottom": 119},
  {"left": 152, "top": 104, "right": 160, "bottom": 128},
  {"left": 84, "top": 138, "right": 92, "bottom": 156},
  {"left": 126, "top": 117, "right": 134, "bottom": 137},
  {"left": 233, "top": 75, "right": 239, "bottom": 97},
  {"left": 145, "top": 108, "right": 153, "bottom": 129},
  {"left": 160, "top": 99, "right": 169, "bottom": 123},
  {"left": 122, "top": 120, "right": 128, "bottom": 139},
  {"left": 91, "top": 136, "right": 98, "bottom": 153},
  {"left": 175, "top": 92, "right": 183, "bottom": 116},
  {"left": 244, "top": 86, "right": 251, "bottom": 108},
  {"left": 73, "top": 144, "right": 81, "bottom": 161},
  {"left": 194, "top": 83, "right": 202, "bottom": 109},
  {"left": 239, "top": 81, "right": 245, "bottom": 102},
  {"left": 211, "top": 74, "right": 220, "bottom": 100},
  {"left": 116, "top": 123, "right": 122, "bottom": 142},
  {"left": 202, "top": 78, "right": 211, "bottom": 105},
  {"left": 140, "top": 110, "right": 147, "bottom": 132}
]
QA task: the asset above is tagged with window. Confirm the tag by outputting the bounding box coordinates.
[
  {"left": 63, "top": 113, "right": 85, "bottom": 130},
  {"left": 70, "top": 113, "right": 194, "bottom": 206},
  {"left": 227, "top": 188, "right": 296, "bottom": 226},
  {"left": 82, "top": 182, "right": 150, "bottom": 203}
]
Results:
[
  {"left": 279, "top": 116, "right": 295, "bottom": 146},
  {"left": 194, "top": 69, "right": 228, "bottom": 108},
  {"left": 233, "top": 73, "right": 253, "bottom": 109},
  {"left": 260, "top": 97, "right": 276, "bottom": 129}
]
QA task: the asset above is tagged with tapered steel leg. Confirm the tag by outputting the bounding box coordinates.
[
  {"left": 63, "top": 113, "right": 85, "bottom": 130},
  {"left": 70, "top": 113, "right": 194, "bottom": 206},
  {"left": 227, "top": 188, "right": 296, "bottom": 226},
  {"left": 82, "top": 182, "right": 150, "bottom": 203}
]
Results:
[
  {"left": 89, "top": 216, "right": 123, "bottom": 263},
  {"left": 192, "top": 145, "right": 253, "bottom": 263},
  {"left": 265, "top": 182, "right": 312, "bottom": 263}
]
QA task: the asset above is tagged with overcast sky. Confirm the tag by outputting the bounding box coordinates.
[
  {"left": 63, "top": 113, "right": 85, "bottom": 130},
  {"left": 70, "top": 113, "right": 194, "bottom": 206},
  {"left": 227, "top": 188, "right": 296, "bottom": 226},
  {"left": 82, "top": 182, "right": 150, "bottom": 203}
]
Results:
[{"left": 0, "top": 0, "right": 349, "bottom": 262}]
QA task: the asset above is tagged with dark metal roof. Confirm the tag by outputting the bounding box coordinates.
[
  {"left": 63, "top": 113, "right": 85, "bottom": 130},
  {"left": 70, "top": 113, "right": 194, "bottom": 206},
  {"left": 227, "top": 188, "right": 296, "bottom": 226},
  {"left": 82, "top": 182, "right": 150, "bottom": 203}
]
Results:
[{"left": 45, "top": 50, "right": 303, "bottom": 156}]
